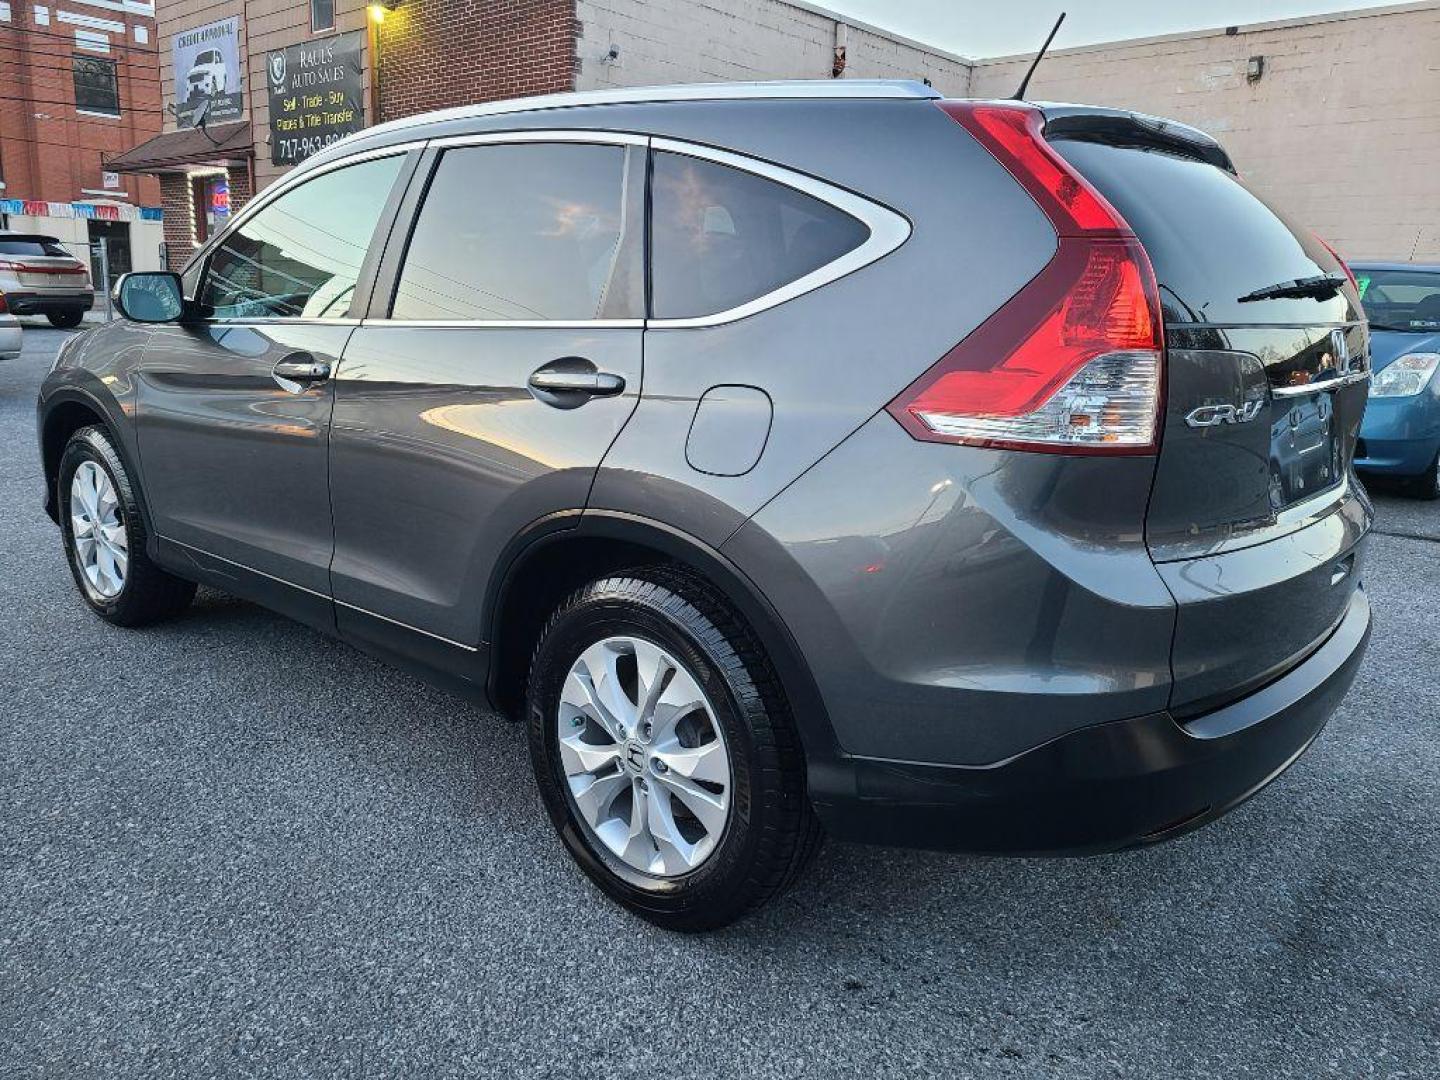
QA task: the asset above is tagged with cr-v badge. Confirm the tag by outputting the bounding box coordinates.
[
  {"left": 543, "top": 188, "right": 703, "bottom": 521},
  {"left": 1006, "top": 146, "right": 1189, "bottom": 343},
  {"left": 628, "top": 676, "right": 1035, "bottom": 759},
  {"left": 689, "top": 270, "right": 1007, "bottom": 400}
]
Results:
[{"left": 1185, "top": 399, "right": 1266, "bottom": 428}]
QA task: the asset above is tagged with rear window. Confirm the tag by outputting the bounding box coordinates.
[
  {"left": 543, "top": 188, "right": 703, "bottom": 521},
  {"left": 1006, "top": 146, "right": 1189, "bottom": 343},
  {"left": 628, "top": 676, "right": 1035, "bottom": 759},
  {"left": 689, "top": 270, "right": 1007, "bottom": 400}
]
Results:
[
  {"left": 0, "top": 236, "right": 69, "bottom": 257},
  {"left": 650, "top": 150, "right": 869, "bottom": 320},
  {"left": 1052, "top": 139, "right": 1356, "bottom": 326},
  {"left": 1356, "top": 268, "right": 1440, "bottom": 332}
]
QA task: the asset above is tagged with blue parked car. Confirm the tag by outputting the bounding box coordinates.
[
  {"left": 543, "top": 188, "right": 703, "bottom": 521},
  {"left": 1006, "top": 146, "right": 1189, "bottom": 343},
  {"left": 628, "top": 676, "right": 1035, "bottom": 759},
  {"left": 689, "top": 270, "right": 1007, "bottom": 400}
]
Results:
[{"left": 1353, "top": 262, "right": 1440, "bottom": 498}]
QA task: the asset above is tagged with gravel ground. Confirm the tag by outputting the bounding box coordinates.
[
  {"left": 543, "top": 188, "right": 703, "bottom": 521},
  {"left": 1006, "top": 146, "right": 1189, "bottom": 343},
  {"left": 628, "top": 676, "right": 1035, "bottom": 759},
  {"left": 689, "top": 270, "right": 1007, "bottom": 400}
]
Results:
[{"left": 2, "top": 329, "right": 1437, "bottom": 1078}]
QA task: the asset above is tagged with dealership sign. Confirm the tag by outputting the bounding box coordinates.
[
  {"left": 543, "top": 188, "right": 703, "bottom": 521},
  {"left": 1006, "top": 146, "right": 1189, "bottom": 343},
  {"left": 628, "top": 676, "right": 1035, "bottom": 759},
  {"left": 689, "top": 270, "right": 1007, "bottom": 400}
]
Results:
[
  {"left": 172, "top": 17, "right": 243, "bottom": 129},
  {"left": 266, "top": 31, "right": 366, "bottom": 166}
]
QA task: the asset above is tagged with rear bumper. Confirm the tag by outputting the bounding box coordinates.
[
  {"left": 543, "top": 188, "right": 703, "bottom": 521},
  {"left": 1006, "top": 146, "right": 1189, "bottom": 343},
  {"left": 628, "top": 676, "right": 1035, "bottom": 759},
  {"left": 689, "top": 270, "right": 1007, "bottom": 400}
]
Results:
[
  {"left": 811, "top": 587, "right": 1370, "bottom": 855},
  {"left": 5, "top": 291, "right": 94, "bottom": 316}
]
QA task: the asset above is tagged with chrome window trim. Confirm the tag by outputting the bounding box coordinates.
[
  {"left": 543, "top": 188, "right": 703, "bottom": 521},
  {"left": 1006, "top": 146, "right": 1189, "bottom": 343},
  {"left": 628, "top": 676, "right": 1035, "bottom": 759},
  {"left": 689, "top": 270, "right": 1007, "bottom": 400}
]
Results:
[
  {"left": 646, "top": 136, "right": 912, "bottom": 329},
  {"left": 360, "top": 319, "right": 645, "bottom": 330}
]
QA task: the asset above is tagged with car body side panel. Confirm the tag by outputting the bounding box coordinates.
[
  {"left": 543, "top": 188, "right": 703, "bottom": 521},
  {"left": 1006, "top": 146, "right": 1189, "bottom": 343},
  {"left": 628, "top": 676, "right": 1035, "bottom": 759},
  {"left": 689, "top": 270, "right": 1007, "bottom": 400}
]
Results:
[
  {"left": 589, "top": 98, "right": 1058, "bottom": 545},
  {"left": 724, "top": 412, "right": 1175, "bottom": 767},
  {"left": 329, "top": 327, "right": 644, "bottom": 646},
  {"left": 38, "top": 322, "right": 153, "bottom": 505}
]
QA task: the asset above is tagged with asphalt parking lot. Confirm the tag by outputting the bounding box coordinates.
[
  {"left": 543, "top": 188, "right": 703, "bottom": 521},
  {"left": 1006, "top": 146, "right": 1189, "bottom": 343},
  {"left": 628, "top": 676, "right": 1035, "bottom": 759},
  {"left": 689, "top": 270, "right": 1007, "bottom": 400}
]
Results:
[{"left": 2, "top": 328, "right": 1437, "bottom": 1078}]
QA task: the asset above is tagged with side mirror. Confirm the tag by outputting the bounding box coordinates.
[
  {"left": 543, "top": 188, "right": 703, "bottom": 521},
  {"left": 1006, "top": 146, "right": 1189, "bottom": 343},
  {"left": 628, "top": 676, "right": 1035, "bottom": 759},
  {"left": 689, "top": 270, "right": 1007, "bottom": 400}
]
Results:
[{"left": 114, "top": 272, "right": 186, "bottom": 324}]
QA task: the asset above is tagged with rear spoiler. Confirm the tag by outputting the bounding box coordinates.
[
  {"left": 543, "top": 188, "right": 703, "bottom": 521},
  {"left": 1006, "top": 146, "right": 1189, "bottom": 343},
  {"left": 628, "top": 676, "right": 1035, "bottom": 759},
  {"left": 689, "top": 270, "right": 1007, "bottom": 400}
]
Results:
[{"left": 1036, "top": 104, "right": 1236, "bottom": 174}]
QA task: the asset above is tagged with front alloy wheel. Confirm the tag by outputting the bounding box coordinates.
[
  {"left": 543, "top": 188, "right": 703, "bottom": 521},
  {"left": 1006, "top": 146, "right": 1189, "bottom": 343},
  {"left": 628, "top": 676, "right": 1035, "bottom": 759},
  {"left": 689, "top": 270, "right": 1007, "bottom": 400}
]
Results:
[
  {"left": 69, "top": 460, "right": 128, "bottom": 600},
  {"left": 57, "top": 425, "right": 195, "bottom": 625}
]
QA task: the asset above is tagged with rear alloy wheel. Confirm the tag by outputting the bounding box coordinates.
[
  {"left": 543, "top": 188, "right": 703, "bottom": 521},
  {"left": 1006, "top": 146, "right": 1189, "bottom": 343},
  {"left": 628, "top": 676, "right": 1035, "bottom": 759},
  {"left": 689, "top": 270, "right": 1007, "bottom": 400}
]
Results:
[
  {"left": 58, "top": 426, "right": 196, "bottom": 625},
  {"left": 527, "top": 568, "right": 821, "bottom": 931},
  {"left": 557, "top": 636, "right": 733, "bottom": 877},
  {"left": 47, "top": 310, "right": 85, "bottom": 329}
]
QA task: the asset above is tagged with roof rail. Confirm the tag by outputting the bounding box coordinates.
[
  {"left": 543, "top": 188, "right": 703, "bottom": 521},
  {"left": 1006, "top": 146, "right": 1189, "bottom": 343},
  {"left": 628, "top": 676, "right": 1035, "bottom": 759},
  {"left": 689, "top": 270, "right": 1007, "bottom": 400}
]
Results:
[{"left": 359, "top": 79, "right": 941, "bottom": 141}]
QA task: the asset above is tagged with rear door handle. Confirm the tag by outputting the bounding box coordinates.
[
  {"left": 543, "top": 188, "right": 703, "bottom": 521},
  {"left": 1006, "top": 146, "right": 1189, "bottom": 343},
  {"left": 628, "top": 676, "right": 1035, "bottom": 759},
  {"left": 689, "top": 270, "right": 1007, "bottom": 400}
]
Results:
[
  {"left": 528, "top": 370, "right": 626, "bottom": 396},
  {"left": 272, "top": 353, "right": 332, "bottom": 391}
]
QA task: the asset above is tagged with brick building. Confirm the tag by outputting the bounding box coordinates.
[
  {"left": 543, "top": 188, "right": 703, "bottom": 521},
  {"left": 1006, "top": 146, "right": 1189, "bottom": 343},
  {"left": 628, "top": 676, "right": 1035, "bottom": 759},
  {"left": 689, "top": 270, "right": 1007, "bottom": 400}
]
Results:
[
  {"left": 112, "top": 0, "right": 1440, "bottom": 270},
  {"left": 0, "top": 0, "right": 166, "bottom": 276}
]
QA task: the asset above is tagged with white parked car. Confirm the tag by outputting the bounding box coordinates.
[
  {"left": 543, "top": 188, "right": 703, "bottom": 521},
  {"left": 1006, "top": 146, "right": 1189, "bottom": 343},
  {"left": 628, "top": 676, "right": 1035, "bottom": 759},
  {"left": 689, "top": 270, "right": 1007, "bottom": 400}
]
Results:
[
  {"left": 0, "top": 309, "right": 22, "bottom": 359},
  {"left": 0, "top": 234, "right": 93, "bottom": 328},
  {"left": 186, "top": 49, "right": 228, "bottom": 100}
]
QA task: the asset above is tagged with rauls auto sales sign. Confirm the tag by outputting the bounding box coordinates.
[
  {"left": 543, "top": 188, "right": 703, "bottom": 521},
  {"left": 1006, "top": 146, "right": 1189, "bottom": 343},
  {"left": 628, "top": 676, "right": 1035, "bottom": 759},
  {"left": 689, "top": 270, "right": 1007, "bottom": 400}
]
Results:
[{"left": 266, "top": 30, "right": 366, "bottom": 166}]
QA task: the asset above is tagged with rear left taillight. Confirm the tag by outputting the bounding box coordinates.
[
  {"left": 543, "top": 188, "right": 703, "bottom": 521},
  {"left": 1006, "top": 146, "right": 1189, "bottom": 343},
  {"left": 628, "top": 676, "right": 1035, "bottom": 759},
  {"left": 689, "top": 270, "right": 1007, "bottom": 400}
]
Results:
[
  {"left": 0, "top": 293, "right": 9, "bottom": 315},
  {"left": 887, "top": 102, "right": 1165, "bottom": 455}
]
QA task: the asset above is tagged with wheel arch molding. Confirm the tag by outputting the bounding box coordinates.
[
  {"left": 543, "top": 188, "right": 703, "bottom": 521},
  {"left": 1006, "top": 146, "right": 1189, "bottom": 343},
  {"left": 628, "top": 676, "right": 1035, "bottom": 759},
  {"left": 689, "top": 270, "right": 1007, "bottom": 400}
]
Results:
[
  {"left": 38, "top": 384, "right": 150, "bottom": 533},
  {"left": 483, "top": 509, "right": 841, "bottom": 772}
]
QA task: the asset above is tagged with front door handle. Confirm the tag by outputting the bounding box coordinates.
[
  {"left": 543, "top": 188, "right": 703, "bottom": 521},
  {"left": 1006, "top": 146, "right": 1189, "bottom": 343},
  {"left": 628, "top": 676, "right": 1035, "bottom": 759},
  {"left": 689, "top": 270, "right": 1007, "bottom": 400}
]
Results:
[{"left": 272, "top": 353, "right": 332, "bottom": 391}]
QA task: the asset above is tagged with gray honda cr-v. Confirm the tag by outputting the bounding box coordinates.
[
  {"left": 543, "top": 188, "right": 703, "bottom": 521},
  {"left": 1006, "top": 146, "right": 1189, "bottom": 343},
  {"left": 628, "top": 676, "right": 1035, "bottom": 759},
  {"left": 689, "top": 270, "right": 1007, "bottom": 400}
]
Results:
[{"left": 37, "top": 81, "right": 1373, "bottom": 929}]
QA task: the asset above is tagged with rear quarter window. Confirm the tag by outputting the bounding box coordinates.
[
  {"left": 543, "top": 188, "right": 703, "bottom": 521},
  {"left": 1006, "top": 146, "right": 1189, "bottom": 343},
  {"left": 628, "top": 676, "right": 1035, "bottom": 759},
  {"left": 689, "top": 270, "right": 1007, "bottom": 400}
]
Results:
[
  {"left": 650, "top": 150, "right": 870, "bottom": 321},
  {"left": 0, "top": 237, "right": 69, "bottom": 257}
]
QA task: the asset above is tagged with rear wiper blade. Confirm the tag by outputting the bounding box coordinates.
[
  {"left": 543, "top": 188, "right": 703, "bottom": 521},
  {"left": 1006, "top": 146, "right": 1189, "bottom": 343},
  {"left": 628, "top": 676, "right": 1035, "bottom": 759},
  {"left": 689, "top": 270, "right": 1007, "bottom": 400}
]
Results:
[{"left": 1237, "top": 273, "right": 1347, "bottom": 304}]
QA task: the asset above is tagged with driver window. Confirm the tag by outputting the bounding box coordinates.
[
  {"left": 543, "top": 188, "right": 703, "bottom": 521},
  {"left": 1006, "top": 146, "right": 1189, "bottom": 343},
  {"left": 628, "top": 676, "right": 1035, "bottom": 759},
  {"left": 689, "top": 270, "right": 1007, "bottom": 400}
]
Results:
[{"left": 200, "top": 153, "right": 404, "bottom": 320}]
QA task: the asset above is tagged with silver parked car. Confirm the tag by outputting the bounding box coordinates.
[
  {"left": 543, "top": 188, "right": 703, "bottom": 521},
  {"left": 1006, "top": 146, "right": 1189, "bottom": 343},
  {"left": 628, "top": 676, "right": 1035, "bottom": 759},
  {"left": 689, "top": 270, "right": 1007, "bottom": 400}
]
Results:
[
  {"left": 37, "top": 81, "right": 1373, "bottom": 929},
  {"left": 0, "top": 233, "right": 93, "bottom": 327}
]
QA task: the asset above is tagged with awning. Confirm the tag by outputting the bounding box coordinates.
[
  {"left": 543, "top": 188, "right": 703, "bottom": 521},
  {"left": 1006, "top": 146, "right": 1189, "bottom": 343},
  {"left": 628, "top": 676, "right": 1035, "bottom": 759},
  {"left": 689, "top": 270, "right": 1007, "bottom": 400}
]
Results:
[{"left": 106, "top": 121, "right": 252, "bottom": 174}]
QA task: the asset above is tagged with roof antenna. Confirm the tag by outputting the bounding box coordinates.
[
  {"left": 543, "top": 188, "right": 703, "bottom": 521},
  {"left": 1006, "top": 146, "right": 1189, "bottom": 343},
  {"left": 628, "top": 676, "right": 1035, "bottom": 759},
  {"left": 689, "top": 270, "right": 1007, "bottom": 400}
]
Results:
[{"left": 1013, "top": 11, "right": 1066, "bottom": 100}]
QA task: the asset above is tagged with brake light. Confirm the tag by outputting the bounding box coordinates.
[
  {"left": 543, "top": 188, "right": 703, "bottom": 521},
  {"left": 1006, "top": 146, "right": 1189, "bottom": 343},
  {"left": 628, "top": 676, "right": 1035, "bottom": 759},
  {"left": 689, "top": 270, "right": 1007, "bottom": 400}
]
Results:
[
  {"left": 1314, "top": 234, "right": 1358, "bottom": 294},
  {"left": 887, "top": 102, "right": 1165, "bottom": 455},
  {"left": 0, "top": 293, "right": 9, "bottom": 314}
]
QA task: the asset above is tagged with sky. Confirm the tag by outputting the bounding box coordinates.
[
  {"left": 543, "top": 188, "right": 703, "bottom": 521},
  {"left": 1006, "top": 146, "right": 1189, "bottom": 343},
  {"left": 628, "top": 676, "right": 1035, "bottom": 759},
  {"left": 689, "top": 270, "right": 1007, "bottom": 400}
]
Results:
[{"left": 819, "top": 0, "right": 1404, "bottom": 57}]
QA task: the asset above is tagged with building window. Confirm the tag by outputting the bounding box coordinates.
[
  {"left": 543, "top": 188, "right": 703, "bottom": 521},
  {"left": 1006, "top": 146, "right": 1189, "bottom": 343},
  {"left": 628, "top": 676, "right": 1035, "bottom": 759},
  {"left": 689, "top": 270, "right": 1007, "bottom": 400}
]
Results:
[
  {"left": 311, "top": 0, "right": 335, "bottom": 31},
  {"left": 73, "top": 56, "right": 120, "bottom": 116}
]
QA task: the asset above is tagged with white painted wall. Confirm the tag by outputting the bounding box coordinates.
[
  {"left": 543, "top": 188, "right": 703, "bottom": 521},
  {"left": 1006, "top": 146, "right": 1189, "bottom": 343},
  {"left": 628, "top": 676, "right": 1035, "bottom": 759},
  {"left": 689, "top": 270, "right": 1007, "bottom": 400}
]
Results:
[
  {"left": 971, "top": 2, "right": 1440, "bottom": 261},
  {"left": 575, "top": 0, "right": 973, "bottom": 96}
]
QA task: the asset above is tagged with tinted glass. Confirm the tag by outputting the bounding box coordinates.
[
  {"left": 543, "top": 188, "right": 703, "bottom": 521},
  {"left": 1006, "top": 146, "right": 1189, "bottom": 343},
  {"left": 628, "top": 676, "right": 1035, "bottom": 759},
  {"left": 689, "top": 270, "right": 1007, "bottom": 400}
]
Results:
[
  {"left": 1054, "top": 140, "right": 1358, "bottom": 326},
  {"left": 201, "top": 154, "right": 403, "bottom": 320},
  {"left": 650, "top": 151, "right": 870, "bottom": 320},
  {"left": 392, "top": 142, "right": 644, "bottom": 321},
  {"left": 0, "top": 236, "right": 69, "bottom": 256},
  {"left": 73, "top": 57, "right": 120, "bottom": 115},
  {"left": 1356, "top": 269, "right": 1440, "bottom": 332}
]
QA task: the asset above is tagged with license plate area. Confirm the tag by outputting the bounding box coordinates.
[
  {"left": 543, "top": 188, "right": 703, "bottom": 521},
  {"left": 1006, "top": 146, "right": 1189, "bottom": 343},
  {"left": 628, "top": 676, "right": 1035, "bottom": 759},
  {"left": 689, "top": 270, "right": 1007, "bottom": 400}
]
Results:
[{"left": 1268, "top": 392, "right": 1342, "bottom": 511}]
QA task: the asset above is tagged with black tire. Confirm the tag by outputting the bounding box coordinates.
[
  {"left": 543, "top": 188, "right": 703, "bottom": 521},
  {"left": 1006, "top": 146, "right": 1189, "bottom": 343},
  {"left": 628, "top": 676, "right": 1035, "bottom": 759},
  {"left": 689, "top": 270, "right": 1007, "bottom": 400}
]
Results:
[
  {"left": 526, "top": 566, "right": 822, "bottom": 931},
  {"left": 1409, "top": 450, "right": 1440, "bottom": 500},
  {"left": 46, "top": 310, "right": 85, "bottom": 329},
  {"left": 57, "top": 426, "right": 196, "bottom": 625}
]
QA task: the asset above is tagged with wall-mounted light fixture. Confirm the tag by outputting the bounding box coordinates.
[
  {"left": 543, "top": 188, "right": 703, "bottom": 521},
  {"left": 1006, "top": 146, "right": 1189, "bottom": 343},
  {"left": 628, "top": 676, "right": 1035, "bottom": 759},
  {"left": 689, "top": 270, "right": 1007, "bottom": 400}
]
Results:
[
  {"left": 368, "top": 0, "right": 400, "bottom": 24},
  {"left": 1247, "top": 55, "right": 1264, "bottom": 82}
]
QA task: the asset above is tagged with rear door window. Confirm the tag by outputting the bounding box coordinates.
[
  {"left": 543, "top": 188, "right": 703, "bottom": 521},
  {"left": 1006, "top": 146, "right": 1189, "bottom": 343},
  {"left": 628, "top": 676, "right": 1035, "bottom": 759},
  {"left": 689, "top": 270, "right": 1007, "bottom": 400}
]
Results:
[
  {"left": 649, "top": 150, "right": 870, "bottom": 320},
  {"left": 390, "top": 141, "right": 645, "bottom": 321},
  {"left": 201, "top": 153, "right": 404, "bottom": 320}
]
